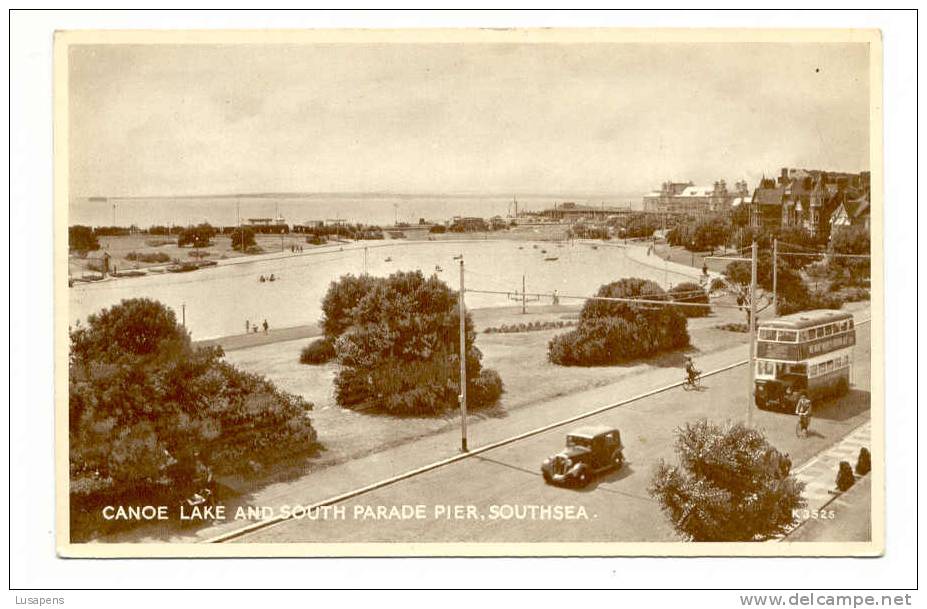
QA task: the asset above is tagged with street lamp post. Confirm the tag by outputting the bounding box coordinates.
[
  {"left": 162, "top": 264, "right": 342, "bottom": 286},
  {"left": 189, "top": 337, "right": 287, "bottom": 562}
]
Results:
[{"left": 458, "top": 259, "right": 468, "bottom": 452}]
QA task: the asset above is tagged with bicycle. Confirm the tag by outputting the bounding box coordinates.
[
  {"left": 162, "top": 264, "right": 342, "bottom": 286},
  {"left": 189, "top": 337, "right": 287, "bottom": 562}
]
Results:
[
  {"left": 795, "top": 414, "right": 811, "bottom": 438},
  {"left": 682, "top": 371, "right": 701, "bottom": 391}
]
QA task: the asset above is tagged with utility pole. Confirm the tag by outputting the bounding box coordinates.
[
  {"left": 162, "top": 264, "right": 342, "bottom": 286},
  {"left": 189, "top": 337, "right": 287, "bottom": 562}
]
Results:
[
  {"left": 363, "top": 246, "right": 368, "bottom": 275},
  {"left": 772, "top": 238, "right": 778, "bottom": 315},
  {"left": 458, "top": 259, "right": 468, "bottom": 452},
  {"left": 112, "top": 203, "right": 116, "bottom": 226},
  {"left": 181, "top": 303, "right": 186, "bottom": 328},
  {"left": 747, "top": 240, "right": 758, "bottom": 426},
  {"left": 522, "top": 274, "right": 527, "bottom": 315}
]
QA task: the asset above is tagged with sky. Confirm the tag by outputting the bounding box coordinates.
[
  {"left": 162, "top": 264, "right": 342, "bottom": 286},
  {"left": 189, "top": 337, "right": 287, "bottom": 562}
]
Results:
[{"left": 68, "top": 42, "right": 870, "bottom": 198}]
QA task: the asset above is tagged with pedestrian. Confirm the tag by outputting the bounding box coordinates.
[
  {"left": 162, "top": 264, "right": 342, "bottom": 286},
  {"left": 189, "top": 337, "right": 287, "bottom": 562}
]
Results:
[
  {"left": 262, "top": 319, "right": 269, "bottom": 334},
  {"left": 245, "top": 320, "right": 250, "bottom": 333},
  {"left": 552, "top": 290, "right": 560, "bottom": 306},
  {"left": 702, "top": 262, "right": 708, "bottom": 276}
]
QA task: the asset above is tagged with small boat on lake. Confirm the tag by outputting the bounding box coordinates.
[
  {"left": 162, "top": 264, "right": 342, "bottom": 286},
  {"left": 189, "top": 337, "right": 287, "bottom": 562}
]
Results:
[
  {"left": 435, "top": 265, "right": 443, "bottom": 272},
  {"left": 453, "top": 254, "right": 463, "bottom": 260},
  {"left": 384, "top": 257, "right": 392, "bottom": 262},
  {"left": 544, "top": 256, "right": 559, "bottom": 261}
]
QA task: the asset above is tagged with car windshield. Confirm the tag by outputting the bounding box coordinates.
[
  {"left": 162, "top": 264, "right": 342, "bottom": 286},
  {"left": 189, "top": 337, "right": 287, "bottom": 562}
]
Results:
[{"left": 566, "top": 435, "right": 592, "bottom": 448}]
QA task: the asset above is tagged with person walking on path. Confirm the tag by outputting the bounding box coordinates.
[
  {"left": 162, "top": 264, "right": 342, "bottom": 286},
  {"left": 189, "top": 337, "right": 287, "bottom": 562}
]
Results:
[
  {"left": 262, "top": 319, "right": 269, "bottom": 334},
  {"left": 245, "top": 320, "right": 250, "bottom": 334}
]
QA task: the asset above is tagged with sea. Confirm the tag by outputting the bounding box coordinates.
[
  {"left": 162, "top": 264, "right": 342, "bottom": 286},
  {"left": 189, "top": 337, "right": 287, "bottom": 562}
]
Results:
[{"left": 69, "top": 193, "right": 642, "bottom": 228}]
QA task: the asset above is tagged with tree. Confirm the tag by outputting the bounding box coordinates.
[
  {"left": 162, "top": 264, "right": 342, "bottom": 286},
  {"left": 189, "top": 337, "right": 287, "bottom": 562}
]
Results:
[
  {"left": 230, "top": 226, "right": 257, "bottom": 251},
  {"left": 69, "top": 225, "right": 100, "bottom": 253},
  {"left": 318, "top": 271, "right": 503, "bottom": 415},
  {"left": 649, "top": 419, "right": 805, "bottom": 541},
  {"left": 69, "top": 299, "right": 317, "bottom": 536},
  {"left": 829, "top": 226, "right": 870, "bottom": 285},
  {"left": 178, "top": 223, "right": 217, "bottom": 248},
  {"left": 548, "top": 278, "right": 689, "bottom": 366}
]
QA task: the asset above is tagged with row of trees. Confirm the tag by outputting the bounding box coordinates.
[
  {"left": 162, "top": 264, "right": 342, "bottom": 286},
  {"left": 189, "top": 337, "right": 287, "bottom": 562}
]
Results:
[{"left": 301, "top": 271, "right": 504, "bottom": 416}]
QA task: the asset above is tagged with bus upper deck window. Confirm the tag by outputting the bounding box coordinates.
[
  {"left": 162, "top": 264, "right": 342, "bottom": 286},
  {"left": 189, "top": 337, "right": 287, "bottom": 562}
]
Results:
[
  {"left": 778, "top": 330, "right": 797, "bottom": 343},
  {"left": 759, "top": 328, "right": 776, "bottom": 341},
  {"left": 824, "top": 325, "right": 833, "bottom": 336}
]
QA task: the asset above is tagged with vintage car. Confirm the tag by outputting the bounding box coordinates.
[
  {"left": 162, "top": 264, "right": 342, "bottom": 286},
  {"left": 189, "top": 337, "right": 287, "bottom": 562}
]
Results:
[
  {"left": 754, "top": 376, "right": 804, "bottom": 412},
  {"left": 541, "top": 425, "right": 624, "bottom": 487}
]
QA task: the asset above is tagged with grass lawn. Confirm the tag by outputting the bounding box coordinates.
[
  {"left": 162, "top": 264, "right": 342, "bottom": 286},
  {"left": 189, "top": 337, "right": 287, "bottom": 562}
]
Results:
[{"left": 224, "top": 304, "right": 750, "bottom": 474}]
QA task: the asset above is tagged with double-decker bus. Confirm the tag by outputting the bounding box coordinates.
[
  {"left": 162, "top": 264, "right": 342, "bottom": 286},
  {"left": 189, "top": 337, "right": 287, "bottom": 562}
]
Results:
[{"left": 754, "top": 309, "right": 856, "bottom": 411}]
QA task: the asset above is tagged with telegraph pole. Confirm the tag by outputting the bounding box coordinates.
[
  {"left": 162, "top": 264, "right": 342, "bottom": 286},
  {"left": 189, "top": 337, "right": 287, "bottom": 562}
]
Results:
[
  {"left": 458, "top": 259, "right": 468, "bottom": 452},
  {"left": 772, "top": 238, "right": 778, "bottom": 315},
  {"left": 522, "top": 274, "right": 527, "bottom": 315},
  {"left": 747, "top": 240, "right": 758, "bottom": 426},
  {"left": 363, "top": 246, "right": 368, "bottom": 275},
  {"left": 181, "top": 303, "right": 186, "bottom": 328}
]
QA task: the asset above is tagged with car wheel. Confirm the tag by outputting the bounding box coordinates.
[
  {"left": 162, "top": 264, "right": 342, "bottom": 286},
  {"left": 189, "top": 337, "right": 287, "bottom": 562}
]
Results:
[
  {"left": 574, "top": 469, "right": 589, "bottom": 487},
  {"left": 612, "top": 450, "right": 624, "bottom": 469}
]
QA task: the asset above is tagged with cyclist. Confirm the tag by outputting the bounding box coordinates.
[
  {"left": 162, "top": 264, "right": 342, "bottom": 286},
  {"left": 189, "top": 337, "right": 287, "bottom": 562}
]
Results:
[
  {"left": 795, "top": 393, "right": 813, "bottom": 435},
  {"left": 684, "top": 356, "right": 700, "bottom": 387}
]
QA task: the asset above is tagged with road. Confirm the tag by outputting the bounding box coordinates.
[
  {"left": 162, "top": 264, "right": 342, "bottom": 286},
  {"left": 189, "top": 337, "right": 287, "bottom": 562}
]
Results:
[{"left": 229, "top": 322, "right": 871, "bottom": 544}]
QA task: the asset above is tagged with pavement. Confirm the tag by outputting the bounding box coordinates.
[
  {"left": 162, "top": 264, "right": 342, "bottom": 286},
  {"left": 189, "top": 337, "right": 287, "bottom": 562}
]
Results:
[
  {"left": 792, "top": 422, "right": 871, "bottom": 517},
  {"left": 785, "top": 475, "right": 872, "bottom": 543}
]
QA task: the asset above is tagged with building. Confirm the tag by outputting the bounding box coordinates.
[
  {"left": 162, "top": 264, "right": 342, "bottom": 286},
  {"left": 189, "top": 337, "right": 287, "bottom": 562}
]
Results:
[
  {"left": 539, "top": 202, "right": 633, "bottom": 222},
  {"left": 642, "top": 179, "right": 748, "bottom": 215},
  {"left": 749, "top": 168, "right": 870, "bottom": 238},
  {"left": 830, "top": 193, "right": 871, "bottom": 232}
]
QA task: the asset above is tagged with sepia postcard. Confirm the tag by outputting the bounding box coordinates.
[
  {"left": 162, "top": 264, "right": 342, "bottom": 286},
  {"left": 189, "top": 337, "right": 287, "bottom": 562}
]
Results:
[{"left": 55, "top": 27, "right": 884, "bottom": 557}]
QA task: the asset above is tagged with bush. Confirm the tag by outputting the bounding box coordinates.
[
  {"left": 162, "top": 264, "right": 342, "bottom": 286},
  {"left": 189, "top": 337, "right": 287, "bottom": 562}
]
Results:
[
  {"left": 548, "top": 278, "right": 689, "bottom": 366},
  {"left": 69, "top": 299, "right": 317, "bottom": 538},
  {"left": 177, "top": 223, "right": 217, "bottom": 248},
  {"left": 69, "top": 225, "right": 100, "bottom": 253},
  {"left": 306, "top": 234, "right": 327, "bottom": 245},
  {"left": 840, "top": 287, "right": 870, "bottom": 303},
  {"left": 716, "top": 322, "right": 749, "bottom": 333},
  {"left": 231, "top": 227, "right": 257, "bottom": 251},
  {"left": 471, "top": 369, "right": 504, "bottom": 406},
  {"left": 300, "top": 338, "right": 336, "bottom": 365},
  {"left": 125, "top": 251, "right": 171, "bottom": 263},
  {"left": 669, "top": 282, "right": 710, "bottom": 317},
  {"left": 323, "top": 271, "right": 503, "bottom": 415},
  {"left": 836, "top": 461, "right": 856, "bottom": 491},
  {"left": 649, "top": 420, "right": 805, "bottom": 541},
  {"left": 429, "top": 225, "right": 447, "bottom": 234},
  {"left": 856, "top": 448, "right": 871, "bottom": 476}
]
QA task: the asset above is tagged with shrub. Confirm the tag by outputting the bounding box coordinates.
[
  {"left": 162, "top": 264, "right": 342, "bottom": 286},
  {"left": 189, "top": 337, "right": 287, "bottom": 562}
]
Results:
[
  {"left": 548, "top": 278, "right": 689, "bottom": 366},
  {"left": 145, "top": 238, "right": 175, "bottom": 247},
  {"left": 649, "top": 420, "right": 805, "bottom": 541},
  {"left": 709, "top": 277, "right": 727, "bottom": 292},
  {"left": 716, "top": 322, "right": 749, "bottom": 333},
  {"left": 836, "top": 461, "right": 856, "bottom": 491},
  {"left": 840, "top": 287, "right": 870, "bottom": 303},
  {"left": 300, "top": 338, "right": 336, "bottom": 365},
  {"left": 856, "top": 448, "right": 871, "bottom": 476},
  {"left": 188, "top": 250, "right": 211, "bottom": 259},
  {"left": 324, "top": 271, "right": 503, "bottom": 415},
  {"left": 670, "top": 282, "right": 710, "bottom": 317},
  {"left": 177, "top": 223, "right": 217, "bottom": 248},
  {"left": 69, "top": 299, "right": 317, "bottom": 538},
  {"left": 471, "top": 369, "right": 504, "bottom": 406},
  {"left": 306, "top": 235, "right": 327, "bottom": 245},
  {"left": 125, "top": 251, "right": 171, "bottom": 263},
  {"left": 69, "top": 225, "right": 100, "bottom": 253},
  {"left": 231, "top": 227, "right": 257, "bottom": 251},
  {"left": 429, "top": 225, "right": 447, "bottom": 234}
]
